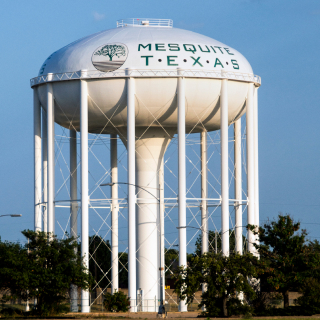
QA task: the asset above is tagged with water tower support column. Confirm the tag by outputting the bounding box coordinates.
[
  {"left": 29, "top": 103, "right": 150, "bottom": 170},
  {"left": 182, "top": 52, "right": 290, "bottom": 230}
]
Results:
[
  {"left": 42, "top": 111, "right": 48, "bottom": 232},
  {"left": 234, "top": 119, "right": 242, "bottom": 254},
  {"left": 201, "top": 130, "right": 208, "bottom": 255},
  {"left": 34, "top": 88, "right": 42, "bottom": 232},
  {"left": 127, "top": 73, "right": 136, "bottom": 312},
  {"left": 201, "top": 130, "right": 208, "bottom": 298},
  {"left": 159, "top": 157, "right": 165, "bottom": 303},
  {"left": 254, "top": 87, "right": 259, "bottom": 234},
  {"left": 178, "top": 73, "right": 187, "bottom": 312},
  {"left": 246, "top": 83, "right": 255, "bottom": 254},
  {"left": 110, "top": 134, "right": 119, "bottom": 294},
  {"left": 80, "top": 75, "right": 90, "bottom": 313},
  {"left": 70, "top": 129, "right": 78, "bottom": 312},
  {"left": 221, "top": 79, "right": 229, "bottom": 256},
  {"left": 47, "top": 78, "right": 55, "bottom": 235}
]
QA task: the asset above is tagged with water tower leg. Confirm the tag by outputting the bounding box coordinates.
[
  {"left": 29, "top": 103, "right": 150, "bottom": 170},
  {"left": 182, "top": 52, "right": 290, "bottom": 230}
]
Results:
[
  {"left": 201, "top": 130, "right": 208, "bottom": 308},
  {"left": 159, "top": 157, "right": 165, "bottom": 305},
  {"left": 110, "top": 134, "right": 119, "bottom": 294},
  {"left": 42, "top": 110, "right": 48, "bottom": 232},
  {"left": 246, "top": 83, "right": 255, "bottom": 254},
  {"left": 47, "top": 81, "right": 55, "bottom": 235},
  {"left": 34, "top": 88, "right": 42, "bottom": 232},
  {"left": 253, "top": 87, "right": 259, "bottom": 238},
  {"left": 80, "top": 77, "right": 90, "bottom": 313},
  {"left": 178, "top": 75, "right": 187, "bottom": 312},
  {"left": 127, "top": 75, "right": 137, "bottom": 312},
  {"left": 221, "top": 79, "right": 229, "bottom": 256},
  {"left": 234, "top": 119, "right": 242, "bottom": 254},
  {"left": 201, "top": 130, "right": 208, "bottom": 256},
  {"left": 70, "top": 129, "right": 78, "bottom": 312}
]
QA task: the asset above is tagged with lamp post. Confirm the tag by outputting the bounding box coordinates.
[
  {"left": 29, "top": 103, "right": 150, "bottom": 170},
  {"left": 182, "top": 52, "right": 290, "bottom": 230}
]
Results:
[
  {"left": 100, "top": 182, "right": 165, "bottom": 315},
  {"left": 0, "top": 214, "right": 22, "bottom": 217}
]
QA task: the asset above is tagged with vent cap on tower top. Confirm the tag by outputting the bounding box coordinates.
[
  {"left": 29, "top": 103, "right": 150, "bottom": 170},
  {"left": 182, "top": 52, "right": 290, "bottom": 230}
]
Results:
[{"left": 116, "top": 18, "right": 173, "bottom": 28}]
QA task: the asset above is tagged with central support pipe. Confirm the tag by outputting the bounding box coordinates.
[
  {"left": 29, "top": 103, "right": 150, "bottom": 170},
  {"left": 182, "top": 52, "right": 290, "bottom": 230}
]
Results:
[{"left": 135, "top": 128, "right": 172, "bottom": 312}]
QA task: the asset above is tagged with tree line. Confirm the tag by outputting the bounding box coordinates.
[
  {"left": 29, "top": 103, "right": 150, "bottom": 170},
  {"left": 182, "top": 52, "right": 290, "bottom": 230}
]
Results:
[
  {"left": 173, "top": 214, "right": 320, "bottom": 317},
  {"left": 1, "top": 214, "right": 320, "bottom": 316}
]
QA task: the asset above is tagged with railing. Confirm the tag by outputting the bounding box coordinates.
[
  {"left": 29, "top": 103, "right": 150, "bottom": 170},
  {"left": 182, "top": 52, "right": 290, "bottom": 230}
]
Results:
[
  {"left": 30, "top": 69, "right": 261, "bottom": 87},
  {"left": 117, "top": 18, "right": 173, "bottom": 28},
  {"left": 43, "top": 198, "right": 249, "bottom": 209}
]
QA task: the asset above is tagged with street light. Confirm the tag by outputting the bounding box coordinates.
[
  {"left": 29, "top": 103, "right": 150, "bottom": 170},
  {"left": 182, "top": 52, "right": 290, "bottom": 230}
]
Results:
[
  {"left": 0, "top": 214, "right": 22, "bottom": 217},
  {"left": 100, "top": 182, "right": 166, "bottom": 315}
]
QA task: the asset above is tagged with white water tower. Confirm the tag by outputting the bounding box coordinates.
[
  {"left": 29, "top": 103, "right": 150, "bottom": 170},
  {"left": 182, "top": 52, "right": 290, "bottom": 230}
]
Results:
[{"left": 31, "top": 18, "right": 260, "bottom": 313}]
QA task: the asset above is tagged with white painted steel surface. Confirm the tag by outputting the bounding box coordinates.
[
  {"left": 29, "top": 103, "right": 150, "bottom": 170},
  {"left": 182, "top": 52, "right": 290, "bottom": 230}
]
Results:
[
  {"left": 34, "top": 89, "right": 42, "bottom": 232},
  {"left": 36, "top": 26, "right": 253, "bottom": 76},
  {"left": 246, "top": 83, "right": 255, "bottom": 254},
  {"left": 70, "top": 129, "right": 78, "bottom": 239},
  {"left": 159, "top": 158, "right": 165, "bottom": 305},
  {"left": 201, "top": 131, "right": 208, "bottom": 255},
  {"left": 31, "top": 19, "right": 261, "bottom": 313},
  {"left": 254, "top": 88, "right": 259, "bottom": 229},
  {"left": 36, "top": 78, "right": 249, "bottom": 134},
  {"left": 110, "top": 134, "right": 119, "bottom": 294},
  {"left": 42, "top": 111, "right": 48, "bottom": 232},
  {"left": 70, "top": 129, "right": 78, "bottom": 313},
  {"left": 130, "top": 127, "right": 173, "bottom": 311},
  {"left": 178, "top": 74, "right": 187, "bottom": 312},
  {"left": 126, "top": 75, "right": 136, "bottom": 312},
  {"left": 254, "top": 87, "right": 260, "bottom": 252},
  {"left": 220, "top": 79, "right": 229, "bottom": 257},
  {"left": 234, "top": 119, "right": 242, "bottom": 254},
  {"left": 47, "top": 80, "right": 55, "bottom": 235},
  {"left": 80, "top": 75, "right": 90, "bottom": 313}
]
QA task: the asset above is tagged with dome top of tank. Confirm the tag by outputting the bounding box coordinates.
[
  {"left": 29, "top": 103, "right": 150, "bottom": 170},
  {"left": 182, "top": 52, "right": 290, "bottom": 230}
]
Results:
[{"left": 31, "top": 18, "right": 260, "bottom": 87}]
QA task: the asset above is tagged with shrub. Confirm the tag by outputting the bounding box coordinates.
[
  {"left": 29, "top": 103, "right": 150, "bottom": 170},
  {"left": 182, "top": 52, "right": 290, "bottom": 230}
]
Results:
[{"left": 104, "top": 290, "right": 130, "bottom": 312}]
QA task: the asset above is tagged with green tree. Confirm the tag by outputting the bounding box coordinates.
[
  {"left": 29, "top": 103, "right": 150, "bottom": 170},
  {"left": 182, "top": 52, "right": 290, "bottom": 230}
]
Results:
[
  {"left": 174, "top": 252, "right": 258, "bottom": 317},
  {"left": 294, "top": 240, "right": 320, "bottom": 313},
  {"left": 89, "top": 236, "right": 111, "bottom": 289},
  {"left": 0, "top": 230, "right": 92, "bottom": 316},
  {"left": 88, "top": 236, "right": 128, "bottom": 289},
  {"left": 103, "top": 290, "right": 130, "bottom": 312},
  {"left": 251, "top": 214, "right": 313, "bottom": 308},
  {"left": 0, "top": 240, "right": 28, "bottom": 302}
]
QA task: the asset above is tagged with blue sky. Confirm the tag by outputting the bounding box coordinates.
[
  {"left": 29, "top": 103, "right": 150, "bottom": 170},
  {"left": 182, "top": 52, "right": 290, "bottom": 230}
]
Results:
[{"left": 0, "top": 0, "right": 320, "bottom": 245}]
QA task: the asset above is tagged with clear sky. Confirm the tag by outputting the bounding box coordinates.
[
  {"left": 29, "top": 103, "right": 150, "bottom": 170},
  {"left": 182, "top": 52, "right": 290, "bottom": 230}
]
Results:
[{"left": 0, "top": 0, "right": 320, "bottom": 245}]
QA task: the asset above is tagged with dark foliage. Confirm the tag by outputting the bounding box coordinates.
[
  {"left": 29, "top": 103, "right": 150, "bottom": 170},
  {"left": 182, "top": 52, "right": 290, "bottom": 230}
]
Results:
[
  {"left": 250, "top": 214, "right": 320, "bottom": 309},
  {"left": 0, "top": 230, "right": 92, "bottom": 316},
  {"left": 174, "top": 252, "right": 258, "bottom": 317},
  {"left": 88, "top": 236, "right": 128, "bottom": 289},
  {"left": 103, "top": 290, "right": 130, "bottom": 312}
]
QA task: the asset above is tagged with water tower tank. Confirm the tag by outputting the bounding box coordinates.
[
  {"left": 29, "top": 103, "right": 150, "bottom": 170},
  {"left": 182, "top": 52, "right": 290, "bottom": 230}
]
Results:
[{"left": 31, "top": 18, "right": 260, "bottom": 313}]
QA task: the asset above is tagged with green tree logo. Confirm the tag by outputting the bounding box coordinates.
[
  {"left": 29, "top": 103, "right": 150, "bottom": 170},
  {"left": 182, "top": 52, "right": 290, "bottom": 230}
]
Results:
[{"left": 94, "top": 44, "right": 126, "bottom": 61}]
